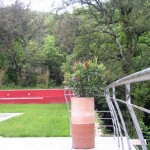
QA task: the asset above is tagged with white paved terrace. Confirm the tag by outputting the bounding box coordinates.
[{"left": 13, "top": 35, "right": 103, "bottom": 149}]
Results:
[{"left": 0, "top": 137, "right": 137, "bottom": 150}]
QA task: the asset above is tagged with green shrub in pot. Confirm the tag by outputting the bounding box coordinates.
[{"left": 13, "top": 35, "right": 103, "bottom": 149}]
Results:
[{"left": 63, "top": 58, "right": 107, "bottom": 98}]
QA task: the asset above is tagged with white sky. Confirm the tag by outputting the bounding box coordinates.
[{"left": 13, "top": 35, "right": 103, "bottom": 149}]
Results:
[{"left": 3, "top": 0, "right": 63, "bottom": 12}]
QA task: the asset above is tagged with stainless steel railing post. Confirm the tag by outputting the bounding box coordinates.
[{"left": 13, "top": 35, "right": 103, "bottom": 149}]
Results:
[{"left": 125, "top": 83, "right": 147, "bottom": 150}]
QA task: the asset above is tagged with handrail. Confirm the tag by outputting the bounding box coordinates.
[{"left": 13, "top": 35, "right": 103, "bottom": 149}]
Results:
[
  {"left": 107, "top": 68, "right": 150, "bottom": 88},
  {"left": 105, "top": 68, "right": 150, "bottom": 150}
]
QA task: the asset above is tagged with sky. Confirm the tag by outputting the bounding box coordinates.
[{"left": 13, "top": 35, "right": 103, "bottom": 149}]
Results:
[{"left": 3, "top": 0, "right": 63, "bottom": 12}]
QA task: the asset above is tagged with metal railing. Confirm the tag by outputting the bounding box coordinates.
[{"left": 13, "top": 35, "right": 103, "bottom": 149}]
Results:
[
  {"left": 96, "top": 110, "right": 113, "bottom": 136},
  {"left": 64, "top": 87, "right": 76, "bottom": 136},
  {"left": 105, "top": 68, "right": 150, "bottom": 150}
]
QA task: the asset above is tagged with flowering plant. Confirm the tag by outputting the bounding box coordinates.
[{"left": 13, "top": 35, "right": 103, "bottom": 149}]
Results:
[{"left": 64, "top": 58, "right": 106, "bottom": 97}]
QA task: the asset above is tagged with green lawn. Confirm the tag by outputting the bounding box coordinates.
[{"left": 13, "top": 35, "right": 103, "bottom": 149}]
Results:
[{"left": 0, "top": 104, "right": 70, "bottom": 137}]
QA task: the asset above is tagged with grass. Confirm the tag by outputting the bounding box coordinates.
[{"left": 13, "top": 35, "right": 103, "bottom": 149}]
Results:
[{"left": 0, "top": 104, "right": 70, "bottom": 137}]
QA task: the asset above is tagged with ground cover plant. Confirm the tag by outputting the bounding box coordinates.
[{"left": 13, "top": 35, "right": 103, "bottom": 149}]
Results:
[{"left": 0, "top": 104, "right": 70, "bottom": 137}]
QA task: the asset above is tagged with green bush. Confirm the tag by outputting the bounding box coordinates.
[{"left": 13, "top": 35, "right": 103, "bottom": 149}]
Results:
[
  {"left": 63, "top": 58, "right": 107, "bottom": 98},
  {"left": 140, "top": 122, "right": 150, "bottom": 149}
]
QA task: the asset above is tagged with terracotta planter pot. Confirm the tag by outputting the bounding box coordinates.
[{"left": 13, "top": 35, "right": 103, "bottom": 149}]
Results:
[{"left": 71, "top": 97, "right": 95, "bottom": 149}]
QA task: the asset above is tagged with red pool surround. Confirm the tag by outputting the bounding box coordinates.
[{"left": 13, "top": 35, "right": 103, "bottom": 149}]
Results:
[{"left": 0, "top": 89, "right": 70, "bottom": 104}]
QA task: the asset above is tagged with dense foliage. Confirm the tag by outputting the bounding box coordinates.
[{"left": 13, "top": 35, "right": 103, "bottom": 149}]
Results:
[{"left": 0, "top": 1, "right": 65, "bottom": 87}]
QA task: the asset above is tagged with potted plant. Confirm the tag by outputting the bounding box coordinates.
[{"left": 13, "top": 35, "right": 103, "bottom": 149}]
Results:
[{"left": 63, "top": 58, "right": 106, "bottom": 149}]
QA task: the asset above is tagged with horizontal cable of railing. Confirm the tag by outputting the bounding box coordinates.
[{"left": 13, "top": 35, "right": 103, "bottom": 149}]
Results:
[
  {"left": 100, "top": 125, "right": 114, "bottom": 127},
  {"left": 97, "top": 118, "right": 112, "bottom": 120},
  {"left": 96, "top": 111, "right": 111, "bottom": 113},
  {"left": 110, "top": 97, "right": 150, "bottom": 114}
]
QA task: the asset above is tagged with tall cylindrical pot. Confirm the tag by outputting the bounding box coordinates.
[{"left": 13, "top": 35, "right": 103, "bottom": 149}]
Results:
[{"left": 71, "top": 97, "right": 95, "bottom": 149}]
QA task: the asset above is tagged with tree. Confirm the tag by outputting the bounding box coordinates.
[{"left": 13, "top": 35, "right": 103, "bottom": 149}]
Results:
[
  {"left": 36, "top": 35, "right": 66, "bottom": 85},
  {"left": 53, "top": 12, "right": 82, "bottom": 54},
  {"left": 0, "top": 0, "right": 45, "bottom": 85},
  {"left": 61, "top": 0, "right": 150, "bottom": 75}
]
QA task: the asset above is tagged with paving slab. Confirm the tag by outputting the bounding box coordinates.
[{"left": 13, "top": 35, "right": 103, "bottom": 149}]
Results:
[
  {"left": 0, "top": 113, "right": 23, "bottom": 122},
  {"left": 0, "top": 137, "right": 136, "bottom": 150}
]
